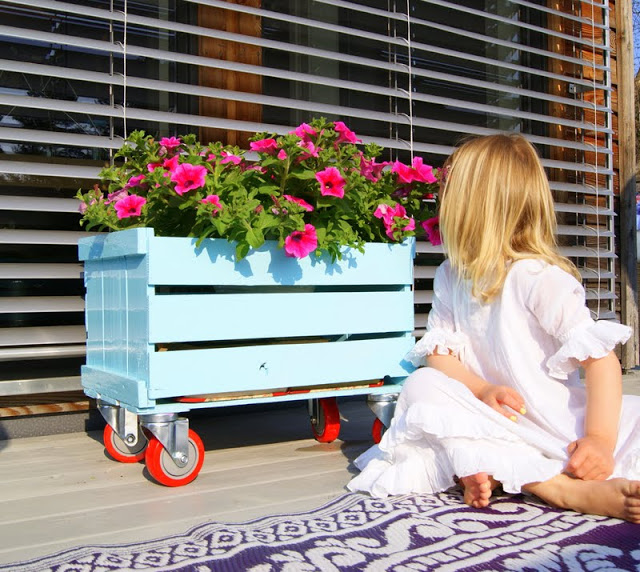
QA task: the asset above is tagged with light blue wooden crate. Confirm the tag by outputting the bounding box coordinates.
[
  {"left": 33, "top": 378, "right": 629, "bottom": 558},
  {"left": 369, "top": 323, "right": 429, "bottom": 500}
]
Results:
[{"left": 79, "top": 228, "right": 417, "bottom": 413}]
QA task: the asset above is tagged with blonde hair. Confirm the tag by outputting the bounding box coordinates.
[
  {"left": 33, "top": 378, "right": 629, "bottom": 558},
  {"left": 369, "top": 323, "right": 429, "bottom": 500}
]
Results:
[{"left": 439, "top": 133, "right": 580, "bottom": 302}]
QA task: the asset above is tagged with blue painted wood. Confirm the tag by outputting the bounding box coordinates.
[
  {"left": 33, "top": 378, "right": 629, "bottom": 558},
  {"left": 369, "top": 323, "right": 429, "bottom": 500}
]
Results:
[
  {"left": 148, "top": 336, "right": 415, "bottom": 399},
  {"left": 83, "top": 254, "right": 152, "bottom": 384},
  {"left": 147, "top": 233, "right": 414, "bottom": 287},
  {"left": 79, "top": 227, "right": 417, "bottom": 413},
  {"left": 78, "top": 227, "right": 153, "bottom": 261},
  {"left": 81, "top": 365, "right": 152, "bottom": 408},
  {"left": 148, "top": 291, "right": 414, "bottom": 343},
  {"left": 84, "top": 381, "right": 405, "bottom": 415}
]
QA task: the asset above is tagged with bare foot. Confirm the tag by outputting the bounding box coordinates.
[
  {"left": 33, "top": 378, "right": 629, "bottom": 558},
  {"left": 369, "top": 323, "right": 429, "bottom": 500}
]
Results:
[
  {"left": 460, "top": 472, "right": 499, "bottom": 508},
  {"left": 525, "top": 477, "right": 640, "bottom": 523}
]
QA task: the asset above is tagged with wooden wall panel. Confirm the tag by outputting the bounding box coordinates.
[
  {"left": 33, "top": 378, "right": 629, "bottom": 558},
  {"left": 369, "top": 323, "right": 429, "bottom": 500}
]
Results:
[
  {"left": 612, "top": 0, "right": 639, "bottom": 368},
  {"left": 198, "top": 0, "right": 263, "bottom": 148}
]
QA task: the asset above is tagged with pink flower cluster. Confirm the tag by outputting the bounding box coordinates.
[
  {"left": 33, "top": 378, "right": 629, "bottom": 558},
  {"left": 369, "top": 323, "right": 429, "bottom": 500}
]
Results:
[
  {"left": 374, "top": 204, "right": 415, "bottom": 240},
  {"left": 392, "top": 157, "right": 438, "bottom": 184},
  {"left": 243, "top": 121, "right": 440, "bottom": 257},
  {"left": 79, "top": 118, "right": 440, "bottom": 260}
]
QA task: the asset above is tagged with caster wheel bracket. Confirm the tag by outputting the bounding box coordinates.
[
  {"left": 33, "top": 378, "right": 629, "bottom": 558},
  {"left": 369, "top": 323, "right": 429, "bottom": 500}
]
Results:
[
  {"left": 366, "top": 393, "right": 398, "bottom": 428},
  {"left": 98, "top": 399, "right": 140, "bottom": 447},
  {"left": 140, "top": 414, "right": 190, "bottom": 468}
]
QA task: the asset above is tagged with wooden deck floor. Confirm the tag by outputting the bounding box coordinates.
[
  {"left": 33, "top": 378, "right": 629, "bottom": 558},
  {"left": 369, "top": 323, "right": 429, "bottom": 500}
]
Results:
[
  {"left": 0, "top": 398, "right": 375, "bottom": 566},
  {"left": 1, "top": 373, "right": 639, "bottom": 567}
]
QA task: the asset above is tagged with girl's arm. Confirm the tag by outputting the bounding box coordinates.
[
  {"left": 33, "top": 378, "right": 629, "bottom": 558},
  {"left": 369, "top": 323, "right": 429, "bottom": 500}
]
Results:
[
  {"left": 565, "top": 351, "right": 622, "bottom": 480},
  {"left": 427, "top": 352, "right": 526, "bottom": 421}
]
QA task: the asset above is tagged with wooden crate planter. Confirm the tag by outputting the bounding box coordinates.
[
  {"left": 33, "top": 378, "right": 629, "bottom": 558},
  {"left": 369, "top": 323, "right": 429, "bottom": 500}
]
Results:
[{"left": 79, "top": 227, "right": 416, "bottom": 485}]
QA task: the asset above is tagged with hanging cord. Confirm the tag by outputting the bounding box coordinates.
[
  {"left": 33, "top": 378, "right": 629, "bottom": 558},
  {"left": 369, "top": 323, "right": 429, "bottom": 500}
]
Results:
[
  {"left": 116, "top": 0, "right": 128, "bottom": 140},
  {"left": 406, "top": 0, "right": 414, "bottom": 161},
  {"left": 588, "top": 0, "right": 602, "bottom": 319}
]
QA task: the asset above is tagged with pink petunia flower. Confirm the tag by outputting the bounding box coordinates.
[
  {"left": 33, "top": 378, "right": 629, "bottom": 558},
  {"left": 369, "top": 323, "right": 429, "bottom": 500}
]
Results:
[
  {"left": 410, "top": 157, "right": 438, "bottom": 183},
  {"left": 250, "top": 138, "right": 278, "bottom": 154},
  {"left": 373, "top": 203, "right": 401, "bottom": 226},
  {"left": 421, "top": 216, "right": 441, "bottom": 245},
  {"left": 220, "top": 151, "right": 242, "bottom": 165},
  {"left": 201, "top": 194, "right": 223, "bottom": 214},
  {"left": 375, "top": 203, "right": 414, "bottom": 240},
  {"left": 78, "top": 197, "right": 98, "bottom": 214},
  {"left": 316, "top": 167, "right": 346, "bottom": 198},
  {"left": 125, "top": 174, "right": 147, "bottom": 189},
  {"left": 290, "top": 123, "right": 317, "bottom": 140},
  {"left": 359, "top": 154, "right": 389, "bottom": 183},
  {"left": 163, "top": 155, "right": 180, "bottom": 172},
  {"left": 277, "top": 149, "right": 288, "bottom": 160},
  {"left": 114, "top": 195, "right": 146, "bottom": 219},
  {"left": 171, "top": 163, "right": 207, "bottom": 195},
  {"left": 283, "top": 194, "right": 314, "bottom": 212},
  {"left": 284, "top": 224, "right": 318, "bottom": 258},
  {"left": 392, "top": 157, "right": 437, "bottom": 184},
  {"left": 147, "top": 162, "right": 163, "bottom": 172},
  {"left": 159, "top": 137, "right": 182, "bottom": 152},
  {"left": 333, "top": 121, "right": 361, "bottom": 144},
  {"left": 385, "top": 217, "right": 414, "bottom": 240},
  {"left": 297, "top": 140, "right": 320, "bottom": 159},
  {"left": 105, "top": 189, "right": 128, "bottom": 205}
]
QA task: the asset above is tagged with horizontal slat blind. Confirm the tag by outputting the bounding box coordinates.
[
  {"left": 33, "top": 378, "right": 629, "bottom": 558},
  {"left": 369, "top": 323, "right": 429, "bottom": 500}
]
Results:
[{"left": 0, "top": 0, "right": 619, "bottom": 402}]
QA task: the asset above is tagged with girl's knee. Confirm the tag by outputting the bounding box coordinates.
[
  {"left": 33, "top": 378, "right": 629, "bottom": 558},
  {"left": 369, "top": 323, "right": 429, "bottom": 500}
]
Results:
[{"left": 399, "top": 367, "right": 451, "bottom": 405}]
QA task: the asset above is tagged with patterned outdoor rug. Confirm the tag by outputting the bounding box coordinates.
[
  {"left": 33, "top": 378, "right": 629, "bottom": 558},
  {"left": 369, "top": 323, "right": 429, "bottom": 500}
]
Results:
[{"left": 3, "top": 490, "right": 639, "bottom": 571}]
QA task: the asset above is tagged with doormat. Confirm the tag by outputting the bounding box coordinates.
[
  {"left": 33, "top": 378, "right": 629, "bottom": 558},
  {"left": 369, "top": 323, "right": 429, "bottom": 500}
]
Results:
[{"left": 3, "top": 490, "right": 639, "bottom": 571}]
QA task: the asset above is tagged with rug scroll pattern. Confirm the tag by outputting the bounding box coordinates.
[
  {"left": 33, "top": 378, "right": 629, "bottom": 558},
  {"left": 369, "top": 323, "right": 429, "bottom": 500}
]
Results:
[{"left": 3, "top": 491, "right": 639, "bottom": 571}]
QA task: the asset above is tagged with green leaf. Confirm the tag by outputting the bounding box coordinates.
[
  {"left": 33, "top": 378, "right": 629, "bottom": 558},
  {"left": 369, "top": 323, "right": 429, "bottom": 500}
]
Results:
[
  {"left": 244, "top": 226, "right": 265, "bottom": 249},
  {"left": 288, "top": 170, "right": 318, "bottom": 180},
  {"left": 235, "top": 241, "right": 250, "bottom": 261}
]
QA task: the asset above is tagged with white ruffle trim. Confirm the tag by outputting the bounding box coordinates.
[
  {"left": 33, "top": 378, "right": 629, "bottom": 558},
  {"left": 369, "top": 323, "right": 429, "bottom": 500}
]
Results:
[
  {"left": 546, "top": 320, "right": 632, "bottom": 380},
  {"left": 404, "top": 328, "right": 468, "bottom": 367},
  {"left": 348, "top": 399, "right": 566, "bottom": 498}
]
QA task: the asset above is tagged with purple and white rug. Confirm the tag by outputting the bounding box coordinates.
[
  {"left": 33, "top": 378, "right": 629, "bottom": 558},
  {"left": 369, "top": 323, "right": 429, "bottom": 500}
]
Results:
[{"left": 3, "top": 491, "right": 639, "bottom": 571}]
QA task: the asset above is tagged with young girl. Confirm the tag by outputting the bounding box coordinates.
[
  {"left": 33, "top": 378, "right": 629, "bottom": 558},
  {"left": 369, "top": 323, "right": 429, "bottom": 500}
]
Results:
[{"left": 348, "top": 134, "right": 640, "bottom": 523}]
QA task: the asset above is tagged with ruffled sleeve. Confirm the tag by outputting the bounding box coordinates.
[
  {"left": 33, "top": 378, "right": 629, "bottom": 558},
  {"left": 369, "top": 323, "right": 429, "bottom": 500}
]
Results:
[
  {"left": 519, "top": 261, "right": 632, "bottom": 379},
  {"left": 404, "top": 261, "right": 468, "bottom": 367},
  {"left": 546, "top": 320, "right": 632, "bottom": 379}
]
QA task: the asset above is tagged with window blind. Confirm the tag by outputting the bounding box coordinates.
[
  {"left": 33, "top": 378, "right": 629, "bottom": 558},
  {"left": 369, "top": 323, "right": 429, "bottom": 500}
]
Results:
[{"left": 0, "top": 0, "right": 617, "bottom": 400}]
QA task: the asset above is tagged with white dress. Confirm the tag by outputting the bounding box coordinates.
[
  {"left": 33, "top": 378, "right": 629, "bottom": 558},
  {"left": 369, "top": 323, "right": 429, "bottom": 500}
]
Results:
[{"left": 348, "top": 259, "right": 640, "bottom": 497}]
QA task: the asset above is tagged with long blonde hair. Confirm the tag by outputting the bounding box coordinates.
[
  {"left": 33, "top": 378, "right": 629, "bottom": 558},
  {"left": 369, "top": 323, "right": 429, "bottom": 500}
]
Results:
[{"left": 439, "top": 133, "right": 580, "bottom": 302}]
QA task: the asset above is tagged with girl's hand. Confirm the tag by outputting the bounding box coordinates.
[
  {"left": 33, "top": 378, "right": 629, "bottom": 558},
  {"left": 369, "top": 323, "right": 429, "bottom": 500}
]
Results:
[
  {"left": 565, "top": 436, "right": 615, "bottom": 481},
  {"left": 477, "top": 385, "right": 526, "bottom": 421}
]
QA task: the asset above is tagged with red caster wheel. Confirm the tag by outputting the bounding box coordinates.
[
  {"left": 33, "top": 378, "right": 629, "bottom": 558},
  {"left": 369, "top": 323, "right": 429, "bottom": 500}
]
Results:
[
  {"left": 372, "top": 418, "right": 386, "bottom": 444},
  {"left": 103, "top": 424, "right": 148, "bottom": 463},
  {"left": 145, "top": 429, "right": 205, "bottom": 487},
  {"left": 310, "top": 397, "right": 340, "bottom": 443}
]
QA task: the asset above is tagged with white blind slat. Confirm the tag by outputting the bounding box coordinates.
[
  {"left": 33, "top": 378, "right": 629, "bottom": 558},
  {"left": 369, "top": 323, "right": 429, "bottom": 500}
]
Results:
[
  {"left": 0, "top": 196, "right": 82, "bottom": 213},
  {"left": 0, "top": 296, "right": 84, "bottom": 314},
  {"left": 0, "top": 325, "right": 87, "bottom": 347},
  {"left": 0, "top": 346, "right": 86, "bottom": 362},
  {"left": 0, "top": 229, "right": 100, "bottom": 245},
  {"left": 0, "top": 263, "right": 83, "bottom": 279}
]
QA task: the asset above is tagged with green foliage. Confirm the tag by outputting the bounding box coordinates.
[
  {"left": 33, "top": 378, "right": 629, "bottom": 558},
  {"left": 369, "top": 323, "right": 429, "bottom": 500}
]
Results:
[{"left": 76, "top": 117, "right": 440, "bottom": 260}]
